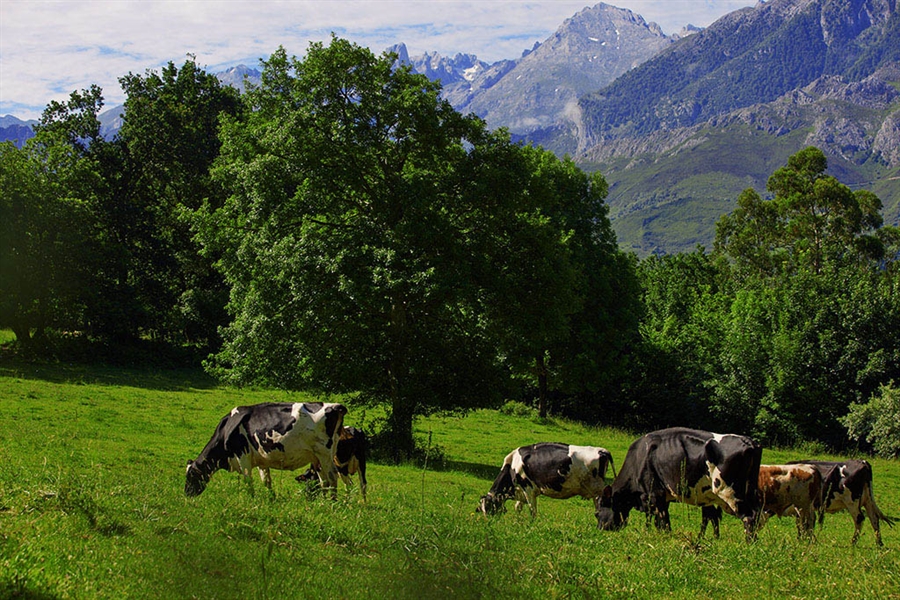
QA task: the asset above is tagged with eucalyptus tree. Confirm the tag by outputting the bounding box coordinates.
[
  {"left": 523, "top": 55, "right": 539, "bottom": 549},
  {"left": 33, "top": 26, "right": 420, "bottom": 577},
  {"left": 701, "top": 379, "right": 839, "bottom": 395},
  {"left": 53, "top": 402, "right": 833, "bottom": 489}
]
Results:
[
  {"left": 715, "top": 146, "right": 885, "bottom": 277},
  {"left": 200, "top": 38, "right": 628, "bottom": 455}
]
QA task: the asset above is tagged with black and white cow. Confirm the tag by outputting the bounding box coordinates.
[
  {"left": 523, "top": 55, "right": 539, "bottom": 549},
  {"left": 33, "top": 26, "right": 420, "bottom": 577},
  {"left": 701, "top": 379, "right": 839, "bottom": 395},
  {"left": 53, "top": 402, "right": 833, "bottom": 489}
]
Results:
[
  {"left": 295, "top": 426, "right": 368, "bottom": 499},
  {"left": 595, "top": 427, "right": 762, "bottom": 541},
  {"left": 185, "top": 402, "right": 347, "bottom": 497},
  {"left": 476, "top": 443, "right": 616, "bottom": 518},
  {"left": 788, "top": 459, "right": 895, "bottom": 546}
]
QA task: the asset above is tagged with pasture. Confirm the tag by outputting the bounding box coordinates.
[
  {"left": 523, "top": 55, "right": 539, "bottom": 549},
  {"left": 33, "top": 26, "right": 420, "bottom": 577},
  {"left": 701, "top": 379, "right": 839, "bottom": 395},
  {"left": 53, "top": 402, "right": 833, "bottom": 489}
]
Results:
[{"left": 1, "top": 361, "right": 898, "bottom": 599}]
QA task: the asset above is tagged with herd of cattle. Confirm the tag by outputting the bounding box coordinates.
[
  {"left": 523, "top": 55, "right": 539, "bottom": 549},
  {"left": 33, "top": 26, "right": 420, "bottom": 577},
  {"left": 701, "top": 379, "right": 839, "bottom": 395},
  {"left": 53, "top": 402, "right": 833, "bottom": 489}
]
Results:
[{"left": 185, "top": 402, "right": 893, "bottom": 545}]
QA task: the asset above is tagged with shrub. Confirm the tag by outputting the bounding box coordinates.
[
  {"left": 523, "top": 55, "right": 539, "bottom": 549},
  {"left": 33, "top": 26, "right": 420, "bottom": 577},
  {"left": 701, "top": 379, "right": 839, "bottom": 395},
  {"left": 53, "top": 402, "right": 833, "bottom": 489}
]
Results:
[
  {"left": 841, "top": 382, "right": 900, "bottom": 458},
  {"left": 498, "top": 400, "right": 537, "bottom": 418}
]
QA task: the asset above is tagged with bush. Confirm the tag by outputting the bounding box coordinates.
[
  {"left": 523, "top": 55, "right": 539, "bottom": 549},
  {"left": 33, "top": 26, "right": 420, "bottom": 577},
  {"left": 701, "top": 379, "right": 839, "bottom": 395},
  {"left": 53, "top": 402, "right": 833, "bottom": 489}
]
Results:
[
  {"left": 498, "top": 400, "right": 537, "bottom": 418},
  {"left": 841, "top": 382, "right": 900, "bottom": 458}
]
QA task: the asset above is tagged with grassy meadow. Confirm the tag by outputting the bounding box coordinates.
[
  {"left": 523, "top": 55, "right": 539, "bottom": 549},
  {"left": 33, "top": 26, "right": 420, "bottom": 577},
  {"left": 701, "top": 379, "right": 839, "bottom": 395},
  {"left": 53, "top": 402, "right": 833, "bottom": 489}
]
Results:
[{"left": 1, "top": 358, "right": 899, "bottom": 599}]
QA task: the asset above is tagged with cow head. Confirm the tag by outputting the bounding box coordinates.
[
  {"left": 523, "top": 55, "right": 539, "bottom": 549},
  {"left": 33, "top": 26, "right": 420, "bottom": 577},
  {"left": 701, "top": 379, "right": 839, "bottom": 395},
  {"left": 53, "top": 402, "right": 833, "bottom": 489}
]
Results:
[
  {"left": 185, "top": 460, "right": 211, "bottom": 497},
  {"left": 704, "top": 435, "right": 762, "bottom": 540},
  {"left": 595, "top": 486, "right": 628, "bottom": 531},
  {"left": 476, "top": 493, "right": 507, "bottom": 516}
]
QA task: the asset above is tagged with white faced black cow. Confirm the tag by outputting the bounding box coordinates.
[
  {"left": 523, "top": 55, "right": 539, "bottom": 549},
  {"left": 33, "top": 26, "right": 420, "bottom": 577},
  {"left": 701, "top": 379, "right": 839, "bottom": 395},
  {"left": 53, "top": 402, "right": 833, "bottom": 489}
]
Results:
[
  {"left": 295, "top": 426, "right": 368, "bottom": 500},
  {"left": 477, "top": 443, "right": 616, "bottom": 518},
  {"left": 788, "top": 459, "right": 894, "bottom": 546},
  {"left": 595, "top": 427, "right": 762, "bottom": 541},
  {"left": 185, "top": 402, "right": 347, "bottom": 497}
]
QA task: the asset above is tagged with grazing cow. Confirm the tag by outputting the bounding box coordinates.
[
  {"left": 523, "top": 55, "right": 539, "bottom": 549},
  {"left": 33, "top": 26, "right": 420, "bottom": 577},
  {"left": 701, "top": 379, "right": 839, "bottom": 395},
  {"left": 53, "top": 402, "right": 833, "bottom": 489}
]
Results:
[
  {"left": 595, "top": 427, "right": 762, "bottom": 541},
  {"left": 185, "top": 402, "right": 347, "bottom": 497},
  {"left": 476, "top": 443, "right": 616, "bottom": 518},
  {"left": 788, "top": 459, "right": 895, "bottom": 546},
  {"left": 295, "top": 426, "right": 368, "bottom": 499},
  {"left": 757, "top": 464, "right": 823, "bottom": 538}
]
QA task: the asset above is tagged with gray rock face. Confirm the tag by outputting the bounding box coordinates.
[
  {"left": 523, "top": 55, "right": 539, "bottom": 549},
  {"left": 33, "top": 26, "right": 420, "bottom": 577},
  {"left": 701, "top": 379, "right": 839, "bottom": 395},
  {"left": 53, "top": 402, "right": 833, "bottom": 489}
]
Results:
[{"left": 462, "top": 3, "right": 675, "bottom": 135}]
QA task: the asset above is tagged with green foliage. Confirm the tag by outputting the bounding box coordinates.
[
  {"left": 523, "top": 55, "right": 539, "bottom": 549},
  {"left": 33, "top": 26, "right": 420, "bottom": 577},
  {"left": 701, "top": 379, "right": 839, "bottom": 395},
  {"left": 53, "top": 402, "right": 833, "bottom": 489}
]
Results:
[
  {"left": 0, "top": 102, "right": 106, "bottom": 352},
  {"left": 842, "top": 382, "right": 900, "bottom": 458},
  {"left": 1, "top": 62, "right": 241, "bottom": 353},
  {"left": 498, "top": 400, "right": 537, "bottom": 419},
  {"left": 116, "top": 59, "right": 242, "bottom": 348},
  {"left": 200, "top": 38, "right": 634, "bottom": 456},
  {"left": 716, "top": 146, "right": 886, "bottom": 278},
  {"left": 631, "top": 147, "right": 900, "bottom": 448}
]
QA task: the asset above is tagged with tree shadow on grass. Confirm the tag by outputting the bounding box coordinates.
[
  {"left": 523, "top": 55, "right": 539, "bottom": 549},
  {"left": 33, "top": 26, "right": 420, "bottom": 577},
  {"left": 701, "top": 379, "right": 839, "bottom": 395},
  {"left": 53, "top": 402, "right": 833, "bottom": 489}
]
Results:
[
  {"left": 431, "top": 459, "right": 499, "bottom": 481},
  {"left": 0, "top": 358, "right": 218, "bottom": 392}
]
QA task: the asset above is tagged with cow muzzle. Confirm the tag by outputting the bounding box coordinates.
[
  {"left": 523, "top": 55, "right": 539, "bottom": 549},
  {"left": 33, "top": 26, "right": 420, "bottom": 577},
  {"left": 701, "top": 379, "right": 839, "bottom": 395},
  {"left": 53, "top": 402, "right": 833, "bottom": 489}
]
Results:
[
  {"left": 476, "top": 494, "right": 505, "bottom": 516},
  {"left": 185, "top": 462, "right": 208, "bottom": 497}
]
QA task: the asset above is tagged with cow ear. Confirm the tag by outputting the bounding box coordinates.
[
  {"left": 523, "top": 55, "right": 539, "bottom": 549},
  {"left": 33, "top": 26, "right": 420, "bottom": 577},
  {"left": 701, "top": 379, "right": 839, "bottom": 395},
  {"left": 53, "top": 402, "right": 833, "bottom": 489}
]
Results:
[
  {"left": 602, "top": 485, "right": 612, "bottom": 500},
  {"left": 705, "top": 439, "right": 723, "bottom": 465}
]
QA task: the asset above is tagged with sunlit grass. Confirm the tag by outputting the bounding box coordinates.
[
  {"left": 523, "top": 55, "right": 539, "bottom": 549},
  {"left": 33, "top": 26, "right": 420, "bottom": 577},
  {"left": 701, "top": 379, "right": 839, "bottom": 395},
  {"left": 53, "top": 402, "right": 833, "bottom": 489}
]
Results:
[{"left": 1, "top": 364, "right": 898, "bottom": 598}]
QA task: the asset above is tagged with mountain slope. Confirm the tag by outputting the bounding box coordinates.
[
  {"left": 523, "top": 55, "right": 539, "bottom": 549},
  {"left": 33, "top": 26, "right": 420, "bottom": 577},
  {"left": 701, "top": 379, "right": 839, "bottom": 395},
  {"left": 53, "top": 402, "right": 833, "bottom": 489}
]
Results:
[
  {"left": 579, "top": 0, "right": 899, "bottom": 145},
  {"left": 0, "top": 115, "right": 36, "bottom": 147},
  {"left": 574, "top": 0, "right": 900, "bottom": 255},
  {"left": 462, "top": 3, "right": 676, "bottom": 154}
]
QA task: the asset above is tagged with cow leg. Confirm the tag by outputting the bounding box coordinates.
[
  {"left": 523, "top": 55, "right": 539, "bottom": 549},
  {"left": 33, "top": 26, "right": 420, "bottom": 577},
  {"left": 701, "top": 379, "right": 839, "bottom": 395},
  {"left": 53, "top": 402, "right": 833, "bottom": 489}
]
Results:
[
  {"left": 797, "top": 507, "right": 816, "bottom": 540},
  {"left": 651, "top": 496, "right": 671, "bottom": 532},
  {"left": 862, "top": 494, "right": 884, "bottom": 547},
  {"left": 525, "top": 488, "right": 539, "bottom": 519},
  {"left": 513, "top": 487, "right": 528, "bottom": 513},
  {"left": 258, "top": 467, "right": 273, "bottom": 489},
  {"left": 236, "top": 455, "right": 257, "bottom": 494},
  {"left": 848, "top": 504, "right": 865, "bottom": 544},
  {"left": 314, "top": 448, "right": 339, "bottom": 499},
  {"left": 355, "top": 455, "right": 367, "bottom": 501},
  {"left": 755, "top": 511, "right": 770, "bottom": 534},
  {"left": 657, "top": 506, "right": 671, "bottom": 532},
  {"left": 700, "top": 506, "right": 721, "bottom": 539}
]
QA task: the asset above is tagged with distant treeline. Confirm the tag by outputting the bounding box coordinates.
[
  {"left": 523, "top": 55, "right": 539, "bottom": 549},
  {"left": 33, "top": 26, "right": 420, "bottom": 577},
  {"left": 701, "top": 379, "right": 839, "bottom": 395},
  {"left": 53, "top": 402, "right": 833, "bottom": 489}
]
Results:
[{"left": 2, "top": 38, "right": 898, "bottom": 457}]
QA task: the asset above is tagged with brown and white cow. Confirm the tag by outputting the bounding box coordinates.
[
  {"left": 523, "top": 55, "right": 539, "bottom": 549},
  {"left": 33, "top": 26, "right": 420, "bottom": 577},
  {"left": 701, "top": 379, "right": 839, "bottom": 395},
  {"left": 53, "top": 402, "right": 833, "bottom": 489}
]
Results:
[
  {"left": 185, "top": 402, "right": 347, "bottom": 497},
  {"left": 757, "top": 464, "right": 823, "bottom": 538},
  {"left": 789, "top": 459, "right": 895, "bottom": 545},
  {"left": 477, "top": 443, "right": 616, "bottom": 518},
  {"left": 595, "top": 428, "right": 762, "bottom": 541},
  {"left": 295, "top": 426, "right": 368, "bottom": 499}
]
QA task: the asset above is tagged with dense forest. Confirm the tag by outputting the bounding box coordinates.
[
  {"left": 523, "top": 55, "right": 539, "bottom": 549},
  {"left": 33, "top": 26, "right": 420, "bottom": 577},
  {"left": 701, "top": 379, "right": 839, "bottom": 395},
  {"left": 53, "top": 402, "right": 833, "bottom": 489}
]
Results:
[{"left": 2, "top": 38, "right": 899, "bottom": 458}]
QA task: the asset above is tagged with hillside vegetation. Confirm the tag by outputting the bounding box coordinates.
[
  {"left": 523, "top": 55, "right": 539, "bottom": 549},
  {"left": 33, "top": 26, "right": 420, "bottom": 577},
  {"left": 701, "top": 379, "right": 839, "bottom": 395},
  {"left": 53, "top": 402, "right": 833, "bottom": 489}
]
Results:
[
  {"left": 573, "top": 0, "right": 900, "bottom": 254},
  {"left": 1, "top": 362, "right": 899, "bottom": 599}
]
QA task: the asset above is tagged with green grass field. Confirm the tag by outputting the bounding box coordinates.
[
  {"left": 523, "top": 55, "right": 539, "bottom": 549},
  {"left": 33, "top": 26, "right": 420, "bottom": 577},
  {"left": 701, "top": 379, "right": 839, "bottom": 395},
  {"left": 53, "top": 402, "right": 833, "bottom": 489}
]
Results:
[{"left": 1, "top": 360, "right": 898, "bottom": 599}]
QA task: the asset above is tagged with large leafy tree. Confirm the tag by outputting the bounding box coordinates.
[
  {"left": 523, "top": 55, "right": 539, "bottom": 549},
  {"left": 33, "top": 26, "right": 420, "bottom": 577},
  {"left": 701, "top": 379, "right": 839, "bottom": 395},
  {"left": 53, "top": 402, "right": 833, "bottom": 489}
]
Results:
[
  {"left": 715, "top": 146, "right": 885, "bottom": 277},
  {"left": 0, "top": 88, "right": 107, "bottom": 351},
  {"left": 116, "top": 59, "right": 242, "bottom": 347},
  {"left": 481, "top": 145, "right": 638, "bottom": 419},
  {"left": 706, "top": 146, "right": 900, "bottom": 446},
  {"left": 201, "top": 38, "right": 628, "bottom": 456}
]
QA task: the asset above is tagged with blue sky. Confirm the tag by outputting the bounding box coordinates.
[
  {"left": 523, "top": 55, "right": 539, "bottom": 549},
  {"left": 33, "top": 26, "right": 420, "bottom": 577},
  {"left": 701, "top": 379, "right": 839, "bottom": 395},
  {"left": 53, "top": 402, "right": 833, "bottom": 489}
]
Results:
[{"left": 1, "top": 1, "right": 754, "bottom": 121}]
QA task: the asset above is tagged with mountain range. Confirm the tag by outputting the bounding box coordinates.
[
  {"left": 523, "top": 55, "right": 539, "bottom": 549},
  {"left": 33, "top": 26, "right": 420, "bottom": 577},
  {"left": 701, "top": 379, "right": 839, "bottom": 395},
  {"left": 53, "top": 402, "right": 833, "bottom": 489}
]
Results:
[
  {"left": 574, "top": 0, "right": 900, "bottom": 254},
  {"left": 3, "top": 0, "right": 898, "bottom": 255}
]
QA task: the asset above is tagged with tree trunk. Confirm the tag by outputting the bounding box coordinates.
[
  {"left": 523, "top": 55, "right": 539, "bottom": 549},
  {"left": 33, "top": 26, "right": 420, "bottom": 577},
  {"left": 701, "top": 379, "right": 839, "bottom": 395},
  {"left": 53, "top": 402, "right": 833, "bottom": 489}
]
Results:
[
  {"left": 537, "top": 353, "right": 549, "bottom": 419},
  {"left": 388, "top": 390, "right": 416, "bottom": 463},
  {"left": 387, "top": 295, "right": 415, "bottom": 461},
  {"left": 11, "top": 323, "right": 31, "bottom": 351}
]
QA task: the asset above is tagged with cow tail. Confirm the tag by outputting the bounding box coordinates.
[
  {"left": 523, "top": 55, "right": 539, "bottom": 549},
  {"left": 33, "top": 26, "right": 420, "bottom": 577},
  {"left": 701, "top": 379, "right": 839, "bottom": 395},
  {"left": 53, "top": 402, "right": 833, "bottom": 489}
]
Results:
[
  {"left": 871, "top": 490, "right": 896, "bottom": 528},
  {"left": 608, "top": 455, "right": 617, "bottom": 480}
]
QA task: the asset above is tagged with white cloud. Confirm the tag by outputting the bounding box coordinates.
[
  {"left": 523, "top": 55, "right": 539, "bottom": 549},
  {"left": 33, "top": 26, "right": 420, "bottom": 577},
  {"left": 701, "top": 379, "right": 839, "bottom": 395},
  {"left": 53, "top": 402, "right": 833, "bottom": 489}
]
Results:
[{"left": 1, "top": 1, "right": 753, "bottom": 120}]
